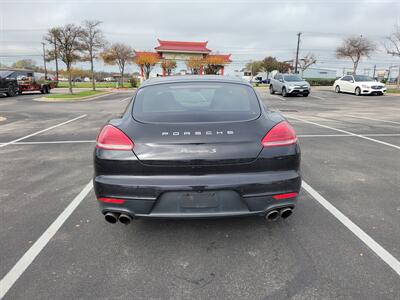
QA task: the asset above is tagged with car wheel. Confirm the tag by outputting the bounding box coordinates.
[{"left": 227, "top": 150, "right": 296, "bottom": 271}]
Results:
[
  {"left": 6, "top": 85, "right": 16, "bottom": 97},
  {"left": 355, "top": 87, "right": 361, "bottom": 96},
  {"left": 269, "top": 85, "right": 275, "bottom": 94},
  {"left": 45, "top": 86, "right": 50, "bottom": 94},
  {"left": 303, "top": 93, "right": 309, "bottom": 97},
  {"left": 282, "top": 87, "right": 287, "bottom": 97},
  {"left": 335, "top": 85, "right": 341, "bottom": 93}
]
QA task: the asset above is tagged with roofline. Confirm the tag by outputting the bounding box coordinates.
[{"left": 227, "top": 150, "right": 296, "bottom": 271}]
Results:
[
  {"left": 139, "top": 76, "right": 252, "bottom": 88},
  {"left": 155, "top": 49, "right": 211, "bottom": 54}
]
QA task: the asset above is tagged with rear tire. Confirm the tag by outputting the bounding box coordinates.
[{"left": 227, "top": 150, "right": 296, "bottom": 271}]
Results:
[
  {"left": 355, "top": 87, "right": 361, "bottom": 96},
  {"left": 282, "top": 87, "right": 287, "bottom": 97},
  {"left": 269, "top": 85, "right": 275, "bottom": 94},
  {"left": 335, "top": 85, "right": 341, "bottom": 93}
]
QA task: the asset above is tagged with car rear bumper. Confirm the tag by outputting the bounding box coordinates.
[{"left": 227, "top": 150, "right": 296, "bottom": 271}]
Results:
[{"left": 94, "top": 170, "right": 301, "bottom": 219}]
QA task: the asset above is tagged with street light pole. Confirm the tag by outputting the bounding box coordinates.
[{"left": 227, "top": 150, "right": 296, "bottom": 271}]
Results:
[
  {"left": 294, "top": 32, "right": 301, "bottom": 74},
  {"left": 41, "top": 42, "right": 47, "bottom": 80}
]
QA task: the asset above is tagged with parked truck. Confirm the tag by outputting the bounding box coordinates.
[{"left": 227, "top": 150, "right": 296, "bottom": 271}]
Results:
[
  {"left": 4, "top": 69, "right": 57, "bottom": 94},
  {"left": 0, "top": 70, "right": 19, "bottom": 97}
]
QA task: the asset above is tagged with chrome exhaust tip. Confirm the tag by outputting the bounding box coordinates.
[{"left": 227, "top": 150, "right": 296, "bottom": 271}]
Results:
[
  {"left": 119, "top": 214, "right": 132, "bottom": 225},
  {"left": 265, "top": 210, "right": 280, "bottom": 221},
  {"left": 280, "top": 208, "right": 293, "bottom": 219},
  {"left": 104, "top": 212, "right": 119, "bottom": 224}
]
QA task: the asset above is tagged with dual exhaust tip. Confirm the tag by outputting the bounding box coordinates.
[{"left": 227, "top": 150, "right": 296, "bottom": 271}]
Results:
[
  {"left": 104, "top": 212, "right": 132, "bottom": 225},
  {"left": 265, "top": 207, "right": 293, "bottom": 221},
  {"left": 105, "top": 209, "right": 292, "bottom": 224}
]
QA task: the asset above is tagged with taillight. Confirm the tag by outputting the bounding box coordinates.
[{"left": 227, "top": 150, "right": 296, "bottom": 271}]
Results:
[
  {"left": 96, "top": 125, "right": 134, "bottom": 150},
  {"left": 272, "top": 192, "right": 298, "bottom": 200},
  {"left": 97, "top": 197, "right": 126, "bottom": 204},
  {"left": 261, "top": 121, "right": 297, "bottom": 147}
]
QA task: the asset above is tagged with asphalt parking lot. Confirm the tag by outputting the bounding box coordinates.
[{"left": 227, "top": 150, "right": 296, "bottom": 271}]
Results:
[{"left": 0, "top": 88, "right": 399, "bottom": 299}]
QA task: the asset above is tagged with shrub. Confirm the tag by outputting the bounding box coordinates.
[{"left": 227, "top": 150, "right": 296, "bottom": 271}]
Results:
[
  {"left": 305, "top": 78, "right": 337, "bottom": 86},
  {"left": 129, "top": 77, "right": 140, "bottom": 88}
]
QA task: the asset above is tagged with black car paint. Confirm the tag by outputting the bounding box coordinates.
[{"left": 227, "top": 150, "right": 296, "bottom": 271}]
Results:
[
  {"left": 94, "top": 76, "right": 301, "bottom": 220},
  {"left": 0, "top": 72, "right": 19, "bottom": 97}
]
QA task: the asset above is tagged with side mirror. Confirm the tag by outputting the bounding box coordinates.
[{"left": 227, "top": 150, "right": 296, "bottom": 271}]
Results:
[{"left": 350, "top": 80, "right": 354, "bottom": 83}]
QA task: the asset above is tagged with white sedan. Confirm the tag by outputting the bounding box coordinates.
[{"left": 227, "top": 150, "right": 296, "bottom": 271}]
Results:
[{"left": 334, "top": 75, "right": 386, "bottom": 96}]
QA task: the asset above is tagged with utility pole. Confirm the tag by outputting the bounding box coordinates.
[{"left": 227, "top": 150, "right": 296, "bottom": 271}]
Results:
[
  {"left": 41, "top": 42, "right": 47, "bottom": 80},
  {"left": 372, "top": 65, "right": 376, "bottom": 79},
  {"left": 53, "top": 36, "right": 59, "bottom": 81},
  {"left": 387, "top": 65, "right": 392, "bottom": 83},
  {"left": 294, "top": 32, "right": 301, "bottom": 74}
]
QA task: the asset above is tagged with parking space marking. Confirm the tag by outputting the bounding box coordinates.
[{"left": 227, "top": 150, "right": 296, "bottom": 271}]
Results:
[
  {"left": 345, "top": 115, "right": 400, "bottom": 125},
  {"left": 310, "top": 95, "right": 325, "bottom": 100},
  {"left": 289, "top": 116, "right": 400, "bottom": 150},
  {"left": 119, "top": 96, "right": 132, "bottom": 102},
  {"left": 298, "top": 133, "right": 400, "bottom": 138},
  {"left": 0, "top": 181, "right": 93, "bottom": 299},
  {"left": 0, "top": 114, "right": 87, "bottom": 149},
  {"left": 270, "top": 94, "right": 286, "bottom": 101},
  {"left": 302, "top": 180, "right": 400, "bottom": 276},
  {"left": 0, "top": 140, "right": 96, "bottom": 145}
]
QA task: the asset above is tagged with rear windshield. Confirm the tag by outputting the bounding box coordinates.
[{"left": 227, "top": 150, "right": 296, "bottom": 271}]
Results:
[{"left": 132, "top": 82, "right": 261, "bottom": 123}]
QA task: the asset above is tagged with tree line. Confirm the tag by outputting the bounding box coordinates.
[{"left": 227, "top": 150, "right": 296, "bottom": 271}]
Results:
[{"left": 42, "top": 21, "right": 232, "bottom": 94}]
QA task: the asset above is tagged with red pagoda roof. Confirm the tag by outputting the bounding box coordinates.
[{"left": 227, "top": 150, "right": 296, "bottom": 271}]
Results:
[
  {"left": 155, "top": 39, "right": 211, "bottom": 53},
  {"left": 207, "top": 54, "right": 232, "bottom": 63}
]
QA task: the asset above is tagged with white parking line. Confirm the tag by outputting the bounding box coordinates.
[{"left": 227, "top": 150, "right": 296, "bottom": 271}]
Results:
[
  {"left": 302, "top": 180, "right": 400, "bottom": 276},
  {"left": 119, "top": 97, "right": 132, "bottom": 102},
  {"left": 0, "top": 140, "right": 96, "bottom": 145},
  {"left": 0, "top": 115, "right": 87, "bottom": 149},
  {"left": 345, "top": 115, "right": 400, "bottom": 125},
  {"left": 0, "top": 181, "right": 93, "bottom": 299},
  {"left": 270, "top": 94, "right": 286, "bottom": 101},
  {"left": 289, "top": 116, "right": 400, "bottom": 150},
  {"left": 298, "top": 133, "right": 400, "bottom": 138},
  {"left": 310, "top": 95, "right": 325, "bottom": 100}
]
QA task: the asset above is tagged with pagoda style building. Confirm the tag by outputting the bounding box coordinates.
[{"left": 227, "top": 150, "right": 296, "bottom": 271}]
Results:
[{"left": 135, "top": 39, "right": 231, "bottom": 77}]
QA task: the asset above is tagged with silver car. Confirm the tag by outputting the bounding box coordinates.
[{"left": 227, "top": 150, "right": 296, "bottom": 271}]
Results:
[{"left": 270, "top": 74, "right": 311, "bottom": 97}]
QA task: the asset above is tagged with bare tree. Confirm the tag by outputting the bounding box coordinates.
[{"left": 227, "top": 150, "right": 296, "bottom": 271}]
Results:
[
  {"left": 385, "top": 25, "right": 400, "bottom": 87},
  {"left": 55, "top": 24, "right": 84, "bottom": 93},
  {"left": 101, "top": 43, "right": 135, "bottom": 86},
  {"left": 81, "top": 20, "right": 107, "bottom": 91},
  {"left": 44, "top": 28, "right": 61, "bottom": 80},
  {"left": 336, "top": 36, "right": 376, "bottom": 74},
  {"left": 298, "top": 53, "right": 317, "bottom": 77}
]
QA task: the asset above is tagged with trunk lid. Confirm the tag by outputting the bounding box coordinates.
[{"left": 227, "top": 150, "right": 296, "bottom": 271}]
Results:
[{"left": 123, "top": 120, "right": 272, "bottom": 166}]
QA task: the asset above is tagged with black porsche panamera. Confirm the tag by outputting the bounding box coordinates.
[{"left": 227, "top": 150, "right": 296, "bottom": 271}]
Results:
[{"left": 93, "top": 76, "right": 301, "bottom": 224}]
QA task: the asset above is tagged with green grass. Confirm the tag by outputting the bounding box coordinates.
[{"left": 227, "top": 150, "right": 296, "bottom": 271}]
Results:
[
  {"left": 45, "top": 90, "right": 106, "bottom": 99},
  {"left": 56, "top": 82, "right": 132, "bottom": 88},
  {"left": 387, "top": 88, "right": 400, "bottom": 94}
]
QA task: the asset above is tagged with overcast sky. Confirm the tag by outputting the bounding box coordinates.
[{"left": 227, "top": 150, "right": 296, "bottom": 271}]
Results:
[{"left": 1, "top": 0, "right": 399, "bottom": 75}]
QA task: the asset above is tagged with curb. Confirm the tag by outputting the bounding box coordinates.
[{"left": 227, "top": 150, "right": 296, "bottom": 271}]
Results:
[{"left": 34, "top": 91, "right": 112, "bottom": 102}]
